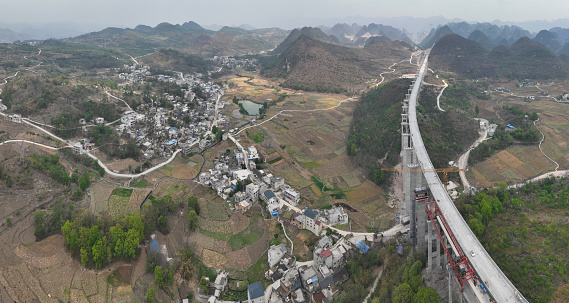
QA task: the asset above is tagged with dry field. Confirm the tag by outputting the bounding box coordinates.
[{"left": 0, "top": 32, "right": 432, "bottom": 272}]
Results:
[
  {"left": 470, "top": 79, "right": 569, "bottom": 186},
  {"left": 0, "top": 229, "right": 140, "bottom": 303},
  {"left": 232, "top": 96, "right": 397, "bottom": 231},
  {"left": 158, "top": 154, "right": 202, "bottom": 179}
]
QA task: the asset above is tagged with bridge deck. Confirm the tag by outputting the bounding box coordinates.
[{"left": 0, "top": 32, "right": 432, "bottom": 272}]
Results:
[{"left": 408, "top": 53, "right": 527, "bottom": 303}]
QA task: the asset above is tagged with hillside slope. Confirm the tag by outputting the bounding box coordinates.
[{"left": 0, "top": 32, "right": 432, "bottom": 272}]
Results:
[
  {"left": 430, "top": 34, "right": 569, "bottom": 79},
  {"left": 262, "top": 34, "right": 412, "bottom": 94},
  {"left": 68, "top": 21, "right": 289, "bottom": 57}
]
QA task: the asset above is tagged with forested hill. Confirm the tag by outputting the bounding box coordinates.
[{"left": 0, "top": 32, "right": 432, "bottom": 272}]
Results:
[
  {"left": 261, "top": 34, "right": 412, "bottom": 95},
  {"left": 430, "top": 34, "right": 569, "bottom": 79},
  {"left": 416, "top": 86, "right": 479, "bottom": 169},
  {"left": 347, "top": 79, "right": 410, "bottom": 185},
  {"left": 457, "top": 177, "right": 569, "bottom": 302},
  {"left": 347, "top": 79, "right": 479, "bottom": 187}
]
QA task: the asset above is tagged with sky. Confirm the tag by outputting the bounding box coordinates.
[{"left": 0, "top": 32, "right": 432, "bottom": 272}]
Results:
[{"left": 2, "top": 0, "right": 568, "bottom": 30}]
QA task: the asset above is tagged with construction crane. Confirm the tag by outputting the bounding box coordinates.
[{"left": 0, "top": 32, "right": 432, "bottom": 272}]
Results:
[{"left": 381, "top": 167, "right": 467, "bottom": 192}]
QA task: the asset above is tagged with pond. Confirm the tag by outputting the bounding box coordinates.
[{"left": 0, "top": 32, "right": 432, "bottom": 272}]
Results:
[{"left": 239, "top": 100, "right": 263, "bottom": 115}]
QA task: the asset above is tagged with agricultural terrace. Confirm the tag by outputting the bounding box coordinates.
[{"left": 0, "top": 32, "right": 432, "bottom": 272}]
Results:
[
  {"left": 222, "top": 82, "right": 396, "bottom": 232},
  {"left": 468, "top": 79, "right": 569, "bottom": 187}
]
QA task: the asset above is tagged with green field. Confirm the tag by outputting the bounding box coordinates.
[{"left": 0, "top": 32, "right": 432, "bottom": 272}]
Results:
[{"left": 229, "top": 228, "right": 264, "bottom": 251}]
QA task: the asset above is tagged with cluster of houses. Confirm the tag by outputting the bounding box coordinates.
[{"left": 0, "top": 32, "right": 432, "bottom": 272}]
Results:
[
  {"left": 211, "top": 56, "right": 258, "bottom": 70},
  {"left": 280, "top": 206, "right": 349, "bottom": 236},
  {"left": 118, "top": 64, "right": 152, "bottom": 84},
  {"left": 248, "top": 233, "right": 374, "bottom": 303},
  {"left": 198, "top": 146, "right": 305, "bottom": 217},
  {"left": 110, "top": 63, "right": 234, "bottom": 158}
]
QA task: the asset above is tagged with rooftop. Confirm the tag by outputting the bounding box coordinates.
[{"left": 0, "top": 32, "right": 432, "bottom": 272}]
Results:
[
  {"left": 304, "top": 207, "right": 318, "bottom": 219},
  {"left": 264, "top": 190, "right": 276, "bottom": 200},
  {"left": 248, "top": 281, "right": 264, "bottom": 299}
]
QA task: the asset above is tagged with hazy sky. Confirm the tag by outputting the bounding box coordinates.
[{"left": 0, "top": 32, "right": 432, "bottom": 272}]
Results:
[{"left": 2, "top": 0, "right": 568, "bottom": 30}]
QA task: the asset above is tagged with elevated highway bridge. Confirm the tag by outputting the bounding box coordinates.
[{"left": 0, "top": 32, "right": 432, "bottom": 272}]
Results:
[{"left": 405, "top": 51, "right": 528, "bottom": 303}]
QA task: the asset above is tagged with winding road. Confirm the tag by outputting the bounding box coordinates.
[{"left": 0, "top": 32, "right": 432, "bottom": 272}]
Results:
[
  {"left": 457, "top": 118, "right": 488, "bottom": 192},
  {"left": 436, "top": 79, "right": 448, "bottom": 112}
]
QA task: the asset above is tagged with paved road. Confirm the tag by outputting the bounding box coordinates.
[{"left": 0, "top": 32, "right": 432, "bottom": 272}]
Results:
[
  {"left": 106, "top": 90, "right": 132, "bottom": 111},
  {"left": 0, "top": 139, "right": 69, "bottom": 150},
  {"left": 409, "top": 53, "right": 527, "bottom": 303},
  {"left": 277, "top": 197, "right": 408, "bottom": 240},
  {"left": 534, "top": 118, "right": 560, "bottom": 171},
  {"left": 458, "top": 118, "right": 488, "bottom": 193},
  {"left": 436, "top": 79, "right": 448, "bottom": 112}
]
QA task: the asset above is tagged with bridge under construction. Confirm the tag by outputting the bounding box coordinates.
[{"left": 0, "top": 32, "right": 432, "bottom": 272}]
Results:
[{"left": 400, "top": 51, "right": 528, "bottom": 303}]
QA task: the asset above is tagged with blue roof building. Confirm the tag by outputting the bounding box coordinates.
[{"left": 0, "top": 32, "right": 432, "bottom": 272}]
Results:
[
  {"left": 264, "top": 190, "right": 276, "bottom": 200},
  {"left": 247, "top": 281, "right": 264, "bottom": 303},
  {"left": 304, "top": 207, "right": 318, "bottom": 219},
  {"left": 357, "top": 241, "right": 369, "bottom": 254},
  {"left": 150, "top": 239, "right": 160, "bottom": 253}
]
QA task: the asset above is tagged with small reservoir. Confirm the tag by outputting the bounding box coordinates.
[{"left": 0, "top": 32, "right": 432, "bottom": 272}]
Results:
[{"left": 239, "top": 100, "right": 263, "bottom": 115}]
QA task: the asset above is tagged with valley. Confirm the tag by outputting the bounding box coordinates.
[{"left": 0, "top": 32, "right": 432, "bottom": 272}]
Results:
[{"left": 1, "top": 14, "right": 569, "bottom": 303}]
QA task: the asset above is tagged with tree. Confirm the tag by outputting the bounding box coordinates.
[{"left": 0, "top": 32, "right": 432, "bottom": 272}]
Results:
[
  {"left": 80, "top": 248, "right": 89, "bottom": 267},
  {"left": 350, "top": 143, "right": 356, "bottom": 155},
  {"left": 154, "top": 266, "right": 166, "bottom": 287},
  {"left": 92, "top": 238, "right": 107, "bottom": 268},
  {"left": 5, "top": 175, "right": 12, "bottom": 188},
  {"left": 188, "top": 196, "right": 200, "bottom": 214},
  {"left": 468, "top": 218, "right": 485, "bottom": 237},
  {"left": 6, "top": 217, "right": 12, "bottom": 227},
  {"left": 187, "top": 210, "right": 198, "bottom": 231},
  {"left": 475, "top": 105, "right": 479, "bottom": 116},
  {"left": 79, "top": 172, "right": 90, "bottom": 191},
  {"left": 414, "top": 286, "right": 441, "bottom": 302},
  {"left": 184, "top": 115, "right": 191, "bottom": 124},
  {"left": 146, "top": 284, "right": 156, "bottom": 303},
  {"left": 34, "top": 211, "right": 48, "bottom": 239},
  {"left": 109, "top": 225, "right": 125, "bottom": 257},
  {"left": 124, "top": 228, "right": 140, "bottom": 259},
  {"left": 393, "top": 283, "right": 414, "bottom": 303},
  {"left": 373, "top": 169, "right": 386, "bottom": 185},
  {"left": 409, "top": 260, "right": 422, "bottom": 277}
]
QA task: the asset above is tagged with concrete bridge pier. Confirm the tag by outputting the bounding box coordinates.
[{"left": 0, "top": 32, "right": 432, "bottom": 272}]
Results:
[{"left": 427, "top": 218, "right": 432, "bottom": 272}]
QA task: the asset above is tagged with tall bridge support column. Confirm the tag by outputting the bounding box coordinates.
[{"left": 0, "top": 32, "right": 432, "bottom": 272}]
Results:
[
  {"left": 427, "top": 219, "right": 432, "bottom": 272},
  {"left": 448, "top": 264, "right": 453, "bottom": 303},
  {"left": 436, "top": 237, "right": 441, "bottom": 270},
  {"left": 401, "top": 102, "right": 413, "bottom": 218}
]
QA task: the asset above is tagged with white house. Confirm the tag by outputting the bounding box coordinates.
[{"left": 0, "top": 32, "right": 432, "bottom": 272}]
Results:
[
  {"left": 303, "top": 208, "right": 322, "bottom": 236},
  {"left": 262, "top": 190, "right": 280, "bottom": 216},
  {"left": 72, "top": 142, "right": 83, "bottom": 154},
  {"left": 268, "top": 244, "right": 287, "bottom": 267},
  {"left": 9, "top": 114, "right": 22, "bottom": 123},
  {"left": 283, "top": 188, "right": 300, "bottom": 205},
  {"left": 248, "top": 146, "right": 259, "bottom": 159},
  {"left": 233, "top": 169, "right": 252, "bottom": 182},
  {"left": 246, "top": 183, "right": 260, "bottom": 201},
  {"left": 319, "top": 206, "right": 348, "bottom": 226}
]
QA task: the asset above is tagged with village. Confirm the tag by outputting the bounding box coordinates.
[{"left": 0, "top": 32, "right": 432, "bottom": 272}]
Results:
[
  {"left": 0, "top": 57, "right": 398, "bottom": 303},
  {"left": 105, "top": 61, "right": 395, "bottom": 302},
  {"left": 194, "top": 143, "right": 382, "bottom": 303}
]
